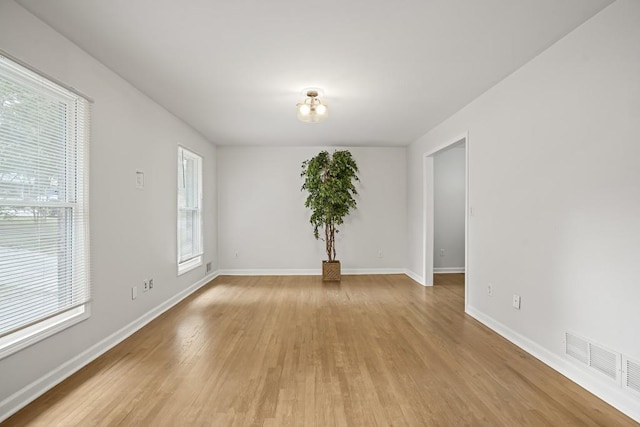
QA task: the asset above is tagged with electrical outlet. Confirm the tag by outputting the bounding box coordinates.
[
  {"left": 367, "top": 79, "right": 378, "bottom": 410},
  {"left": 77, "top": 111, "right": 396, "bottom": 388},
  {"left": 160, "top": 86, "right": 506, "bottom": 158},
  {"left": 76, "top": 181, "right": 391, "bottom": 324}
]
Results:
[
  {"left": 143, "top": 280, "right": 149, "bottom": 292},
  {"left": 234, "top": 251, "right": 239, "bottom": 258},
  {"left": 377, "top": 249, "right": 383, "bottom": 258},
  {"left": 136, "top": 171, "right": 144, "bottom": 189},
  {"left": 149, "top": 278, "right": 154, "bottom": 289},
  {"left": 206, "top": 262, "right": 212, "bottom": 273},
  {"left": 132, "top": 286, "right": 137, "bottom": 300},
  {"left": 487, "top": 283, "right": 493, "bottom": 296},
  {"left": 512, "top": 294, "right": 521, "bottom": 310},
  {"left": 439, "top": 248, "right": 445, "bottom": 257}
]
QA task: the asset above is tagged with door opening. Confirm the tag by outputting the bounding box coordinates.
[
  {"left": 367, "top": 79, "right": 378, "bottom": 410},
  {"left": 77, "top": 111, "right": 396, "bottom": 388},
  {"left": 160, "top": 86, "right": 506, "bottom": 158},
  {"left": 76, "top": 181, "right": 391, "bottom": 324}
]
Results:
[
  {"left": 433, "top": 143, "right": 466, "bottom": 275},
  {"left": 423, "top": 134, "right": 469, "bottom": 308}
]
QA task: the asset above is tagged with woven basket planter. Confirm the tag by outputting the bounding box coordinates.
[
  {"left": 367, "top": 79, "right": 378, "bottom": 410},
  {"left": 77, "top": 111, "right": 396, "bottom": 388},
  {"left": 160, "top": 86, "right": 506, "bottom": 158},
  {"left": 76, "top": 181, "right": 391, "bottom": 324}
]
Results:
[{"left": 322, "top": 260, "right": 341, "bottom": 282}]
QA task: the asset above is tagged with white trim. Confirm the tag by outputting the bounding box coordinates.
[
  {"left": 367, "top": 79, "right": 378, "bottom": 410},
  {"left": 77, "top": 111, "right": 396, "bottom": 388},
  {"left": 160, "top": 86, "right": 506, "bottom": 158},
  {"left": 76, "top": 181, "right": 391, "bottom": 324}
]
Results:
[
  {"left": 344, "top": 268, "right": 406, "bottom": 275},
  {"left": 0, "top": 270, "right": 220, "bottom": 423},
  {"left": 404, "top": 270, "right": 426, "bottom": 286},
  {"left": 463, "top": 134, "right": 470, "bottom": 311},
  {"left": 216, "top": 268, "right": 407, "bottom": 276},
  {"left": 422, "top": 154, "right": 434, "bottom": 286},
  {"left": 0, "top": 55, "right": 92, "bottom": 361},
  {"left": 177, "top": 146, "right": 203, "bottom": 272},
  {"left": 217, "top": 269, "right": 318, "bottom": 276},
  {"left": 0, "top": 201, "right": 77, "bottom": 208},
  {"left": 433, "top": 267, "right": 465, "bottom": 274},
  {"left": 217, "top": 270, "right": 425, "bottom": 290},
  {"left": 423, "top": 133, "right": 469, "bottom": 303},
  {"left": 0, "top": 49, "right": 93, "bottom": 102},
  {"left": 177, "top": 255, "right": 202, "bottom": 276},
  {"left": 0, "top": 306, "right": 89, "bottom": 360},
  {"left": 465, "top": 306, "right": 640, "bottom": 424}
]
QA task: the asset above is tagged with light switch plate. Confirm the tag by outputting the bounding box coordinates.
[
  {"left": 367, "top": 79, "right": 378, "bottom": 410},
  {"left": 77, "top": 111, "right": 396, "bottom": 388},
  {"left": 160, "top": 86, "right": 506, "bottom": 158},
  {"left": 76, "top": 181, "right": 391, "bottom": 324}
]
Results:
[
  {"left": 136, "top": 171, "right": 144, "bottom": 189},
  {"left": 512, "top": 294, "right": 521, "bottom": 309}
]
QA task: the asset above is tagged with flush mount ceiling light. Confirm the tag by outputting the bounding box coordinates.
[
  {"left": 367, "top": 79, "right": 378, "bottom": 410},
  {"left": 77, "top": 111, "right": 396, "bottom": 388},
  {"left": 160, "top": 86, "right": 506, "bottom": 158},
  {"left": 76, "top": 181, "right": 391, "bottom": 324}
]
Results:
[{"left": 296, "top": 89, "right": 328, "bottom": 123}]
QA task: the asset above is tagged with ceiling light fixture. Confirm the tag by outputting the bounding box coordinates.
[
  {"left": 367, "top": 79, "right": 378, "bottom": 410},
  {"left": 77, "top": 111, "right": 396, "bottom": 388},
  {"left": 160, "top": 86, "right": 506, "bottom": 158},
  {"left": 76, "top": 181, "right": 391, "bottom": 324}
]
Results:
[{"left": 296, "top": 90, "right": 328, "bottom": 123}]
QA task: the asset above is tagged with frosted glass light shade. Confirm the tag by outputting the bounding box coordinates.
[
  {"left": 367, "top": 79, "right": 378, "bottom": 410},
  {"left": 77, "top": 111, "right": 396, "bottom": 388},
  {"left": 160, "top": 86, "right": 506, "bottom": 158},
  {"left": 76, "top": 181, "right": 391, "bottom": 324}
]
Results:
[
  {"left": 299, "top": 104, "right": 311, "bottom": 115},
  {"left": 296, "top": 91, "right": 328, "bottom": 123},
  {"left": 316, "top": 104, "right": 327, "bottom": 115}
]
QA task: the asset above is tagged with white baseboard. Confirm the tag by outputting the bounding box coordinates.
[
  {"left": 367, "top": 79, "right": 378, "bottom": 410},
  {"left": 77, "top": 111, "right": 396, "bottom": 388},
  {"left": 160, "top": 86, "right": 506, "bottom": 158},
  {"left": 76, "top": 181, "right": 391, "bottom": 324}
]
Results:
[
  {"left": 217, "top": 268, "right": 407, "bottom": 276},
  {"left": 465, "top": 306, "right": 640, "bottom": 424},
  {"left": 217, "top": 268, "right": 318, "bottom": 276},
  {"left": 433, "top": 267, "right": 465, "bottom": 274},
  {"left": 218, "top": 269, "right": 431, "bottom": 292},
  {"left": 404, "top": 269, "right": 426, "bottom": 286},
  {"left": 344, "top": 268, "right": 406, "bottom": 275},
  {"left": 0, "top": 270, "right": 220, "bottom": 423}
]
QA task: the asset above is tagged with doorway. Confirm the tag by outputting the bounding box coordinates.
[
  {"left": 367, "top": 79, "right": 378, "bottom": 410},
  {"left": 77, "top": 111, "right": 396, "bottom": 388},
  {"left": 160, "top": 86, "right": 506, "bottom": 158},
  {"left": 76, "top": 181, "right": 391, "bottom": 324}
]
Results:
[{"left": 423, "top": 134, "right": 469, "bottom": 308}]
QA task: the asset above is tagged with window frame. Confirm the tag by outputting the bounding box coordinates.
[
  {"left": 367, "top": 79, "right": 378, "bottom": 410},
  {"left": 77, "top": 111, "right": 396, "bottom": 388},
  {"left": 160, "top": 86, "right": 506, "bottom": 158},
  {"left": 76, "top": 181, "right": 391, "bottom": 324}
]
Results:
[
  {"left": 177, "top": 146, "right": 203, "bottom": 275},
  {"left": 0, "top": 53, "right": 91, "bottom": 359}
]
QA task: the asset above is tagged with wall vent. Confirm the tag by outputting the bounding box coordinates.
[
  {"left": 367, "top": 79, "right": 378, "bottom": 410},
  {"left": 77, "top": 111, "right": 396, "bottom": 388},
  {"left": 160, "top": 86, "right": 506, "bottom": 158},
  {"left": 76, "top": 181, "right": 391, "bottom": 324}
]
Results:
[
  {"left": 622, "top": 356, "right": 640, "bottom": 396},
  {"left": 565, "top": 333, "right": 589, "bottom": 364},
  {"left": 589, "top": 343, "right": 618, "bottom": 381},
  {"left": 564, "top": 332, "right": 620, "bottom": 383}
]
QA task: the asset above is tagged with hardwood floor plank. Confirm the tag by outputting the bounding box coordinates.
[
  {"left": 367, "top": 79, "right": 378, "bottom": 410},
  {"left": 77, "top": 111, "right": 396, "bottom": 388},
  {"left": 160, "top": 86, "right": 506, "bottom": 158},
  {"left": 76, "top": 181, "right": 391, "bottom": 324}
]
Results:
[{"left": 3, "top": 274, "right": 637, "bottom": 426}]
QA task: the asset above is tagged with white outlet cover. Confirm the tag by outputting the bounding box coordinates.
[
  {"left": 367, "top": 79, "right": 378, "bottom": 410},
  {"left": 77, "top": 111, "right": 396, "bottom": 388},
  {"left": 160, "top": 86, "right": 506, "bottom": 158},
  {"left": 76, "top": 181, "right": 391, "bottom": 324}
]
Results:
[
  {"left": 136, "top": 171, "right": 144, "bottom": 189},
  {"left": 512, "top": 294, "right": 521, "bottom": 309}
]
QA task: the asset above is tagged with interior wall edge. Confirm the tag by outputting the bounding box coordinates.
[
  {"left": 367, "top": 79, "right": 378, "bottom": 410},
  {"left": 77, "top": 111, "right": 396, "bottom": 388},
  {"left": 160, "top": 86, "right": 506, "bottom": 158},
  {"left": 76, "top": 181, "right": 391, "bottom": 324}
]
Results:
[{"left": 404, "top": 270, "right": 426, "bottom": 287}]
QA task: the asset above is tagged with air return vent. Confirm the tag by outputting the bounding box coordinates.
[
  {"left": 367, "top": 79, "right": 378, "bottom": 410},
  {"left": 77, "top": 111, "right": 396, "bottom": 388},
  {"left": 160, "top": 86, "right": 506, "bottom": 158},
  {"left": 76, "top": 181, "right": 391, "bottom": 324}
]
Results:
[
  {"left": 565, "top": 333, "right": 589, "bottom": 364},
  {"left": 565, "top": 332, "right": 620, "bottom": 383},
  {"left": 623, "top": 356, "right": 640, "bottom": 396},
  {"left": 589, "top": 344, "right": 618, "bottom": 381}
]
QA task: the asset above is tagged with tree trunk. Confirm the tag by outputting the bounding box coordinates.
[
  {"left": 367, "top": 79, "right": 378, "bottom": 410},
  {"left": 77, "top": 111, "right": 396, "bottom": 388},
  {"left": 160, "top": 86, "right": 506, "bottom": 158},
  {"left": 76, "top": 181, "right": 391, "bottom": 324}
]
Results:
[
  {"left": 331, "top": 224, "right": 336, "bottom": 261},
  {"left": 325, "top": 223, "right": 331, "bottom": 261},
  {"left": 325, "top": 222, "right": 336, "bottom": 261}
]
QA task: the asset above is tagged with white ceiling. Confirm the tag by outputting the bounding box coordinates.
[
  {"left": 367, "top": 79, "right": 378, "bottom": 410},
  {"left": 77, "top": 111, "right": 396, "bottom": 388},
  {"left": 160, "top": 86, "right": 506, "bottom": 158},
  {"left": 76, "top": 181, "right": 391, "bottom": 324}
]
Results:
[{"left": 17, "top": 0, "right": 612, "bottom": 147}]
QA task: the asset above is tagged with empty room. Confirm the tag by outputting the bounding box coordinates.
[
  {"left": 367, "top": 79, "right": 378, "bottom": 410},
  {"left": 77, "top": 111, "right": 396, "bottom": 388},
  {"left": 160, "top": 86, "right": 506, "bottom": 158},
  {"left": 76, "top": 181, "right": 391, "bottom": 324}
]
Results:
[{"left": 0, "top": 0, "right": 639, "bottom": 425}]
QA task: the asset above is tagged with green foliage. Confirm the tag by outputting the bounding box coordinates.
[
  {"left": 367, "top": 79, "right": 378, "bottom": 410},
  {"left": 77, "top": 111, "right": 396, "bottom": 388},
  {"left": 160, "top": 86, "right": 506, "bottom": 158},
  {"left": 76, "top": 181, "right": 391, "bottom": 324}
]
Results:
[{"left": 301, "top": 150, "right": 359, "bottom": 261}]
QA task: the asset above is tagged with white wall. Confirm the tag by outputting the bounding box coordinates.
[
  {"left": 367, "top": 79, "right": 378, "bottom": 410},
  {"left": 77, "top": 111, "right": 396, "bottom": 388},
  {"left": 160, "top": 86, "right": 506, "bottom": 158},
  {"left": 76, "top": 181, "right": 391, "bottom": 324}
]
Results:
[
  {"left": 433, "top": 145, "right": 466, "bottom": 271},
  {"left": 218, "top": 146, "right": 406, "bottom": 273},
  {"left": 407, "top": 0, "right": 640, "bottom": 419},
  {"left": 0, "top": 1, "right": 217, "bottom": 416}
]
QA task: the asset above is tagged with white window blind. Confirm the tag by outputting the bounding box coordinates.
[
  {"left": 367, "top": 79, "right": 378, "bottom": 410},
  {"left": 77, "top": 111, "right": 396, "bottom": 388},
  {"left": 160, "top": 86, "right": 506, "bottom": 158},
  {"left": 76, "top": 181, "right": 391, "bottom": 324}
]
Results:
[
  {"left": 0, "top": 53, "right": 90, "bottom": 356},
  {"left": 177, "top": 146, "right": 202, "bottom": 274}
]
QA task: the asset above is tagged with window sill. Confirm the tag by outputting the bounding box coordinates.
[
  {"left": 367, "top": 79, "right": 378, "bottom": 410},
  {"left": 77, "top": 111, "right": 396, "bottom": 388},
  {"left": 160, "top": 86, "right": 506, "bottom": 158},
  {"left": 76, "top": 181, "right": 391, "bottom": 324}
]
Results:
[
  {"left": 0, "top": 305, "right": 90, "bottom": 360},
  {"left": 178, "top": 256, "right": 202, "bottom": 276}
]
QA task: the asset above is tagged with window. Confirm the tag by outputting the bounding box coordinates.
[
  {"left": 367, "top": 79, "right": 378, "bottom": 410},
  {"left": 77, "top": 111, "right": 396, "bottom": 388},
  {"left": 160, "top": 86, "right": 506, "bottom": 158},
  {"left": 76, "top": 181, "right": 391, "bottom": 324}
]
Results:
[
  {"left": 177, "top": 147, "right": 202, "bottom": 274},
  {"left": 0, "top": 54, "right": 91, "bottom": 358}
]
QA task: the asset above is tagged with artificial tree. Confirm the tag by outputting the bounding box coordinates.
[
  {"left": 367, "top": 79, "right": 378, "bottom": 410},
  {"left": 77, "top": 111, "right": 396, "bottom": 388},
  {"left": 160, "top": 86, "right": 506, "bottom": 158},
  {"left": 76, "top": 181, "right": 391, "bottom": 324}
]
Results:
[{"left": 301, "top": 150, "right": 359, "bottom": 281}]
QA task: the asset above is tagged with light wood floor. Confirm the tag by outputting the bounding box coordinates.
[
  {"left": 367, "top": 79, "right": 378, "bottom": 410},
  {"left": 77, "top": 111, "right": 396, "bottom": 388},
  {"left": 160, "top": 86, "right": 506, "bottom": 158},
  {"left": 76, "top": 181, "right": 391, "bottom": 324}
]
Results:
[{"left": 4, "top": 274, "right": 637, "bottom": 426}]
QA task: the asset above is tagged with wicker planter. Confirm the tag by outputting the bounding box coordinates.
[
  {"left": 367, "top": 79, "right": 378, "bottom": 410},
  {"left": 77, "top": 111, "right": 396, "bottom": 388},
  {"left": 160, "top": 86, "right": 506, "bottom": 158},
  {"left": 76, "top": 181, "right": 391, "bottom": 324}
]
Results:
[{"left": 322, "top": 260, "right": 341, "bottom": 282}]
